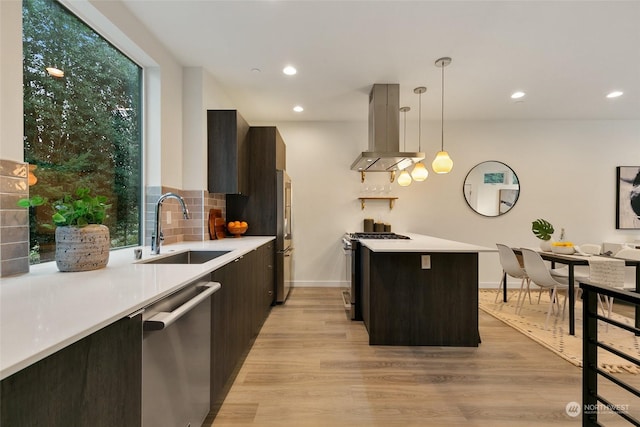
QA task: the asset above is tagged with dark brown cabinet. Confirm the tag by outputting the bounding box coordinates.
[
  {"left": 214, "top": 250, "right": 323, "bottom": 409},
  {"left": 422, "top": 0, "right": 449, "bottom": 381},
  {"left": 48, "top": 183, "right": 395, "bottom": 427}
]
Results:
[
  {"left": 226, "top": 126, "right": 285, "bottom": 235},
  {"left": 207, "top": 110, "right": 250, "bottom": 194},
  {"left": 209, "top": 241, "right": 274, "bottom": 416},
  {"left": 1, "top": 314, "right": 142, "bottom": 427},
  {"left": 361, "top": 248, "right": 480, "bottom": 347}
]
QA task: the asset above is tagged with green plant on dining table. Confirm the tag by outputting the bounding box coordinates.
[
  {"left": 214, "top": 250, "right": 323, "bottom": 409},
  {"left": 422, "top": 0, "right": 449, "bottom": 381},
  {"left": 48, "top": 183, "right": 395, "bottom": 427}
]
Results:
[
  {"left": 531, "top": 218, "right": 555, "bottom": 241},
  {"left": 18, "top": 187, "right": 110, "bottom": 227}
]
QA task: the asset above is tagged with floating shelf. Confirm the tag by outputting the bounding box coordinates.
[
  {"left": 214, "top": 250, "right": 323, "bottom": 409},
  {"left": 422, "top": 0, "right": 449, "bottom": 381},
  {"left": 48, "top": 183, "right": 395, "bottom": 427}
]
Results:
[{"left": 358, "top": 197, "right": 398, "bottom": 210}]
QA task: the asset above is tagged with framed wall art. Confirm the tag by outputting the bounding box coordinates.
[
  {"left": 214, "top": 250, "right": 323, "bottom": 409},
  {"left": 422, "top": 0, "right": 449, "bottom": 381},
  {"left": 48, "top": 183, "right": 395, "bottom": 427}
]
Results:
[{"left": 616, "top": 166, "right": 640, "bottom": 229}]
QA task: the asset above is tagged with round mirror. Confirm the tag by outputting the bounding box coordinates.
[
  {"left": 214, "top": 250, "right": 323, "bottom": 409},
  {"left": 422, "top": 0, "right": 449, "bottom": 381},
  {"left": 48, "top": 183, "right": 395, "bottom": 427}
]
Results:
[{"left": 463, "top": 161, "right": 520, "bottom": 217}]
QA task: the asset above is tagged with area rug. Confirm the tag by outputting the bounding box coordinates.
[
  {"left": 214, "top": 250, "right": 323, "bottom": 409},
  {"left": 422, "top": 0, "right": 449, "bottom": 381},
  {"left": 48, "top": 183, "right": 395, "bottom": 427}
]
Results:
[{"left": 479, "top": 289, "right": 640, "bottom": 374}]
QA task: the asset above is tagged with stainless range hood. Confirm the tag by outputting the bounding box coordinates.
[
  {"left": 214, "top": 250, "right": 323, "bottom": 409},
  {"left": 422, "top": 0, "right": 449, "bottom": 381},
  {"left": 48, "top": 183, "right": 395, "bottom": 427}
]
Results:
[{"left": 350, "top": 84, "right": 424, "bottom": 172}]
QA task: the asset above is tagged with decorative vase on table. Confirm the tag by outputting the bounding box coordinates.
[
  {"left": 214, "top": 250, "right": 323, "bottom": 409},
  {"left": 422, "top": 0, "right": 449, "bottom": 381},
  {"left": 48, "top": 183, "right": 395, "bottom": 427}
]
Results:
[
  {"left": 55, "top": 225, "right": 110, "bottom": 272},
  {"left": 540, "top": 239, "right": 553, "bottom": 252}
]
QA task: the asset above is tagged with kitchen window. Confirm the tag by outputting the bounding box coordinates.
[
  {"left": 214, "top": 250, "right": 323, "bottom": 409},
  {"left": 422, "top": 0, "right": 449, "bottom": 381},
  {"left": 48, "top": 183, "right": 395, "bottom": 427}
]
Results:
[{"left": 22, "top": 0, "right": 142, "bottom": 263}]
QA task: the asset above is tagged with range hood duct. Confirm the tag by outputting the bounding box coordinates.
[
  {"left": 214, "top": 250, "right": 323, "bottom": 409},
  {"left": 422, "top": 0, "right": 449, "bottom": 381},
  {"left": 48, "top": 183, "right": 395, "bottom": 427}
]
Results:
[{"left": 350, "top": 84, "right": 425, "bottom": 172}]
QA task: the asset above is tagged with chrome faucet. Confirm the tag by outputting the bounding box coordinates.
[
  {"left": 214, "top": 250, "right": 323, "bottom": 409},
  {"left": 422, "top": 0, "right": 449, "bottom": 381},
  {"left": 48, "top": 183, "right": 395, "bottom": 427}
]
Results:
[{"left": 151, "top": 192, "right": 190, "bottom": 254}]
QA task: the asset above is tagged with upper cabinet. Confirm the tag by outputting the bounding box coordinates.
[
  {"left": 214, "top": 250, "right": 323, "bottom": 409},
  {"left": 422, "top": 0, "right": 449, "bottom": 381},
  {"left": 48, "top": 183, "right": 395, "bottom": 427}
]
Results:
[{"left": 207, "top": 110, "right": 250, "bottom": 194}]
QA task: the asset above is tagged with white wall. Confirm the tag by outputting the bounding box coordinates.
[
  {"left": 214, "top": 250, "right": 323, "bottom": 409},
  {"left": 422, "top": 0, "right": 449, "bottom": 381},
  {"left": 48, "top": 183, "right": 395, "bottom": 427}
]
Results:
[
  {"left": 182, "top": 67, "right": 235, "bottom": 190},
  {"left": 271, "top": 119, "right": 640, "bottom": 287},
  {"left": 0, "top": 0, "right": 23, "bottom": 162}
]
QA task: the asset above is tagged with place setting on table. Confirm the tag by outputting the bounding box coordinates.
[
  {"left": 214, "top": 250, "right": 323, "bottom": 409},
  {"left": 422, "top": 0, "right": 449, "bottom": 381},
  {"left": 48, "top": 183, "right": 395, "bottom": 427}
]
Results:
[
  {"left": 480, "top": 219, "right": 640, "bottom": 374},
  {"left": 501, "top": 219, "right": 640, "bottom": 336}
]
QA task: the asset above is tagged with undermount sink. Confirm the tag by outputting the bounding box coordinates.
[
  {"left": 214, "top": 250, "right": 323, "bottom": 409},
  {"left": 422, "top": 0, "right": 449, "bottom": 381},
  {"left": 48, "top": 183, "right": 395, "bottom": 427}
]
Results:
[{"left": 142, "top": 250, "right": 231, "bottom": 265}]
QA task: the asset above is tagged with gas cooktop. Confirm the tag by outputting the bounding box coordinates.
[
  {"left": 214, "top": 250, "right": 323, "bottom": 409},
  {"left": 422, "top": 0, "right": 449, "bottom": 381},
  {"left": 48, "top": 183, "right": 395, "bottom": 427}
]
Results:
[{"left": 346, "top": 232, "right": 410, "bottom": 240}]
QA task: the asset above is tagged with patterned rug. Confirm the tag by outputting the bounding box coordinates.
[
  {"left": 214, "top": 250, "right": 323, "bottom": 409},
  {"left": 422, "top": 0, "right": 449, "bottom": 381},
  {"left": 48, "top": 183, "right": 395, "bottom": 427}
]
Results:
[{"left": 479, "top": 289, "right": 640, "bottom": 374}]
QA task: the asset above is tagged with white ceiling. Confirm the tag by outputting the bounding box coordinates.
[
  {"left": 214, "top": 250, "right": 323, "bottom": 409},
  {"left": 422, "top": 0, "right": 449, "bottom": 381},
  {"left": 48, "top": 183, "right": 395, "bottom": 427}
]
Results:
[{"left": 120, "top": 0, "right": 640, "bottom": 123}]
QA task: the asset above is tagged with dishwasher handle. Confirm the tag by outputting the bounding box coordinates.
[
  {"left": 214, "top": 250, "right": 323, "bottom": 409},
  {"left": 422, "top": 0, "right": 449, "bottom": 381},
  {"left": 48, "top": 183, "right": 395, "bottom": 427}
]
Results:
[{"left": 144, "top": 281, "right": 221, "bottom": 331}]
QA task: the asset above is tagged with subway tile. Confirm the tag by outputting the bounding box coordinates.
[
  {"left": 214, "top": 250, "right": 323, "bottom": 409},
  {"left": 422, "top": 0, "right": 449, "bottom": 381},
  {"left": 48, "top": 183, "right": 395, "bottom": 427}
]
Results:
[
  {"left": 0, "top": 226, "right": 29, "bottom": 244},
  {"left": 0, "top": 193, "right": 26, "bottom": 210},
  {"left": 0, "top": 175, "right": 28, "bottom": 193},
  {"left": 1, "top": 257, "right": 30, "bottom": 277},
  {"left": 0, "top": 241, "right": 29, "bottom": 260},
  {"left": 0, "top": 210, "right": 28, "bottom": 227},
  {"left": 0, "top": 160, "right": 28, "bottom": 178}
]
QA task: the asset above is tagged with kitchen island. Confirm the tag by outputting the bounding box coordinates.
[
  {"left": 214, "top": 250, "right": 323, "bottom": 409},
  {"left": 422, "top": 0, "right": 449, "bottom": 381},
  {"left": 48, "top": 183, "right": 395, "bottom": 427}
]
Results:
[{"left": 359, "top": 233, "right": 494, "bottom": 347}]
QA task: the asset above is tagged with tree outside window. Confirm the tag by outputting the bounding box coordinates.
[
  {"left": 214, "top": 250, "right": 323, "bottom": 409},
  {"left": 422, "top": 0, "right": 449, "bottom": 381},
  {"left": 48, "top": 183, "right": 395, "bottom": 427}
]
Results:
[{"left": 22, "top": 0, "right": 142, "bottom": 262}]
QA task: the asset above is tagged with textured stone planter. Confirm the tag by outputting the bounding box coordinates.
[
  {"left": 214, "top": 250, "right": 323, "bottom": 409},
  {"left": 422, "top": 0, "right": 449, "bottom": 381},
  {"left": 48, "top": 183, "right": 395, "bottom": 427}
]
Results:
[{"left": 55, "top": 225, "right": 110, "bottom": 272}]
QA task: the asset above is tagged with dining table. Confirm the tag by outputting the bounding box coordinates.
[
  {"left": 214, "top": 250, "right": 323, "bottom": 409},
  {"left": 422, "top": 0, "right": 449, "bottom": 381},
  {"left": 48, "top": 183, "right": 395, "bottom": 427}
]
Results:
[{"left": 507, "top": 248, "right": 640, "bottom": 336}]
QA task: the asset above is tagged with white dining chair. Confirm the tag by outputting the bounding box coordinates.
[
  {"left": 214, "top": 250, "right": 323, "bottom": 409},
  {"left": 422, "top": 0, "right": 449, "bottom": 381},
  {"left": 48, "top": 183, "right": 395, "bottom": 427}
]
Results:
[
  {"left": 495, "top": 244, "right": 531, "bottom": 304},
  {"left": 521, "top": 248, "right": 570, "bottom": 329},
  {"left": 587, "top": 256, "right": 626, "bottom": 330},
  {"left": 598, "top": 248, "right": 640, "bottom": 326},
  {"left": 579, "top": 243, "right": 602, "bottom": 255}
]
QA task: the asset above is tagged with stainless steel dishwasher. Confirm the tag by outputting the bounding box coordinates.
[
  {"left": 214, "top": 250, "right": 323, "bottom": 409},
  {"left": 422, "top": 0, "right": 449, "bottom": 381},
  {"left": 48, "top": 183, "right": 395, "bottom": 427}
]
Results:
[{"left": 142, "top": 280, "right": 221, "bottom": 427}]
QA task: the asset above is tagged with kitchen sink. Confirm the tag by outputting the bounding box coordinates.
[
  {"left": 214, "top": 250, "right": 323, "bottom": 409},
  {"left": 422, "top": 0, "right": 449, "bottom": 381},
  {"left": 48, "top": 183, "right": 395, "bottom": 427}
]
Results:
[{"left": 142, "top": 250, "right": 231, "bottom": 264}]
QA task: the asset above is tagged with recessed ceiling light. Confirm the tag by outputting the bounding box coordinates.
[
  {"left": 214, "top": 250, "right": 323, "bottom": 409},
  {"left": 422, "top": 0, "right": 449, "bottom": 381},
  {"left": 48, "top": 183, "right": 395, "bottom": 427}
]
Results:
[
  {"left": 606, "top": 91, "right": 623, "bottom": 98},
  {"left": 293, "top": 105, "right": 304, "bottom": 112},
  {"left": 283, "top": 65, "right": 297, "bottom": 76},
  {"left": 251, "top": 68, "right": 261, "bottom": 73},
  {"left": 511, "top": 91, "right": 526, "bottom": 99},
  {"left": 46, "top": 67, "right": 64, "bottom": 78}
]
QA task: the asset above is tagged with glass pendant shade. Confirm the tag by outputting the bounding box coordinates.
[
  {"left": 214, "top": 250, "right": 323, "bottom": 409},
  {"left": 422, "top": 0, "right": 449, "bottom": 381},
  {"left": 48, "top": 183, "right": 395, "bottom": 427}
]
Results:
[
  {"left": 432, "top": 151, "right": 453, "bottom": 174},
  {"left": 411, "top": 162, "right": 429, "bottom": 181},
  {"left": 397, "top": 170, "right": 412, "bottom": 186}
]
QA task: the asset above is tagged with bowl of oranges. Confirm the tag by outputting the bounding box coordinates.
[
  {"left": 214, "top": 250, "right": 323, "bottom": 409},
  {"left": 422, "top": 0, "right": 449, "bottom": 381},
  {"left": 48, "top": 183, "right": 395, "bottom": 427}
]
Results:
[
  {"left": 227, "top": 220, "right": 248, "bottom": 237},
  {"left": 551, "top": 241, "right": 575, "bottom": 255}
]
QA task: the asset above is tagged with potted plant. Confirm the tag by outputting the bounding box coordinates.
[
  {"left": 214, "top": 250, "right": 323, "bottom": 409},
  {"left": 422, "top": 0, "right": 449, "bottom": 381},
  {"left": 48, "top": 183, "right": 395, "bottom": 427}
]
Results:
[
  {"left": 18, "top": 188, "right": 111, "bottom": 272},
  {"left": 531, "top": 218, "right": 554, "bottom": 251}
]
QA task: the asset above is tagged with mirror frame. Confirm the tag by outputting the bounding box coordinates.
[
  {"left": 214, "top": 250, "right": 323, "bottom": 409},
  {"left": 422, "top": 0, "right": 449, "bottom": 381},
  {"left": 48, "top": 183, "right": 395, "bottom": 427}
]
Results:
[{"left": 463, "top": 160, "right": 520, "bottom": 217}]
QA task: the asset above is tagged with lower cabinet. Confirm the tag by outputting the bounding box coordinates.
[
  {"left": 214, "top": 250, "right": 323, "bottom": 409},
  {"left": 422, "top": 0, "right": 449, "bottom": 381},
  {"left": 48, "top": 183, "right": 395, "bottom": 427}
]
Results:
[
  {"left": 210, "top": 241, "right": 274, "bottom": 415},
  {"left": 0, "top": 241, "right": 274, "bottom": 426},
  {"left": 0, "top": 314, "right": 142, "bottom": 427},
  {"left": 362, "top": 247, "right": 480, "bottom": 347}
]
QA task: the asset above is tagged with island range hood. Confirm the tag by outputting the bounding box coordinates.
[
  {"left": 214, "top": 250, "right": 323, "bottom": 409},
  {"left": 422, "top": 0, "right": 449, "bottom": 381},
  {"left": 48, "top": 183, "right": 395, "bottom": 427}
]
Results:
[{"left": 350, "top": 84, "right": 424, "bottom": 173}]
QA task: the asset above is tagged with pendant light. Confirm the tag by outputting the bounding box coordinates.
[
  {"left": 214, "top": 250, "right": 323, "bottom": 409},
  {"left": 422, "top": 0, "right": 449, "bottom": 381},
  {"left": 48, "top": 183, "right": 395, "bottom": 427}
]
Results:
[
  {"left": 411, "top": 86, "right": 429, "bottom": 181},
  {"left": 397, "top": 106, "right": 412, "bottom": 187},
  {"left": 432, "top": 57, "right": 454, "bottom": 174}
]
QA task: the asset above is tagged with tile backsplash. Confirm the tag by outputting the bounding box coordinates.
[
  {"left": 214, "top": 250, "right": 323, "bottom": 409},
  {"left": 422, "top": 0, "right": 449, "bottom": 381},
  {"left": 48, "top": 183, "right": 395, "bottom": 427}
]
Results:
[
  {"left": 144, "top": 187, "right": 226, "bottom": 246},
  {"left": 0, "top": 159, "right": 30, "bottom": 277},
  {"left": 0, "top": 176, "right": 225, "bottom": 277}
]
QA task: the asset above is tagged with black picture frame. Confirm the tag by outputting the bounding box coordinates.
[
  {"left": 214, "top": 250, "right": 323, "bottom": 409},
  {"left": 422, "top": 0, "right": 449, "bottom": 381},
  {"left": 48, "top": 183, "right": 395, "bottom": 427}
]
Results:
[{"left": 616, "top": 166, "right": 640, "bottom": 229}]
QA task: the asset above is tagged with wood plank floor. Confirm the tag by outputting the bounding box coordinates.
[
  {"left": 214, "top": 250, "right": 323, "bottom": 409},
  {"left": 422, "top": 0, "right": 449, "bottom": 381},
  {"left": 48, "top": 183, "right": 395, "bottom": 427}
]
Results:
[{"left": 206, "top": 287, "right": 639, "bottom": 426}]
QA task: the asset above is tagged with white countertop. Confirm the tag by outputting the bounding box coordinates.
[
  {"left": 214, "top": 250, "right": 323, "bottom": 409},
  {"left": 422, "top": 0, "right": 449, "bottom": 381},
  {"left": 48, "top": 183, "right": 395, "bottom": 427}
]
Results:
[
  {"left": 360, "top": 233, "right": 496, "bottom": 253},
  {"left": 0, "top": 236, "right": 274, "bottom": 380}
]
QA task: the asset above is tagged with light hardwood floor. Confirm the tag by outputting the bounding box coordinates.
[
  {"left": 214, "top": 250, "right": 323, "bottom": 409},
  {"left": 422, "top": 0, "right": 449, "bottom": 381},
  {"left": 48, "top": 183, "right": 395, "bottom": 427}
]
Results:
[{"left": 207, "top": 287, "right": 639, "bottom": 426}]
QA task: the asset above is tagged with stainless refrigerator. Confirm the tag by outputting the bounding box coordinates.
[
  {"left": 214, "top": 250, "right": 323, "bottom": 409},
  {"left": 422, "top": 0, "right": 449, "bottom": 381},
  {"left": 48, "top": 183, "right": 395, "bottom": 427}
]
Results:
[{"left": 276, "top": 170, "right": 293, "bottom": 303}]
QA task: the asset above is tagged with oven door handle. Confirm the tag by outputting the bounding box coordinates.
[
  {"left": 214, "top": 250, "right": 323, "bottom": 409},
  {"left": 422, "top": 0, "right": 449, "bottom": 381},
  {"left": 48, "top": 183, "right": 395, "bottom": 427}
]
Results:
[{"left": 143, "top": 282, "right": 221, "bottom": 331}]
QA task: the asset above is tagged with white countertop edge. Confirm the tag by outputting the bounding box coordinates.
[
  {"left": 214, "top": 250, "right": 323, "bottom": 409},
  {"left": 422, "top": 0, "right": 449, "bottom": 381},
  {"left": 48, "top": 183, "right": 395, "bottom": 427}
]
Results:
[
  {"left": 0, "top": 236, "right": 274, "bottom": 380},
  {"left": 360, "top": 233, "right": 496, "bottom": 253}
]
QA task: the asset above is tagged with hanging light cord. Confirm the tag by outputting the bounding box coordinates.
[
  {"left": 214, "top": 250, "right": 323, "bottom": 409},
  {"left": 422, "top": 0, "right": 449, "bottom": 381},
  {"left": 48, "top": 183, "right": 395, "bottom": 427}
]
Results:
[
  {"left": 418, "top": 91, "right": 422, "bottom": 151},
  {"left": 440, "top": 63, "right": 445, "bottom": 151},
  {"left": 403, "top": 109, "right": 407, "bottom": 150}
]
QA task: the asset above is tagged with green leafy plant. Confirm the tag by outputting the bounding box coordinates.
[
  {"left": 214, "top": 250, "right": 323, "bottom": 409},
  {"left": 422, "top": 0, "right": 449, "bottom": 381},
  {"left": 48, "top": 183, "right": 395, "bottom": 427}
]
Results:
[
  {"left": 18, "top": 187, "right": 110, "bottom": 227},
  {"left": 531, "top": 218, "right": 554, "bottom": 241}
]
